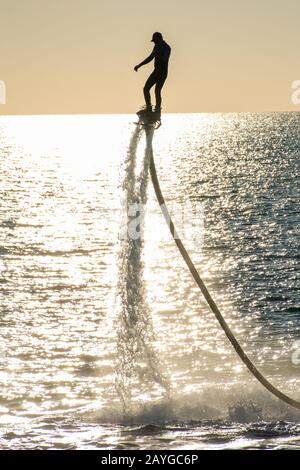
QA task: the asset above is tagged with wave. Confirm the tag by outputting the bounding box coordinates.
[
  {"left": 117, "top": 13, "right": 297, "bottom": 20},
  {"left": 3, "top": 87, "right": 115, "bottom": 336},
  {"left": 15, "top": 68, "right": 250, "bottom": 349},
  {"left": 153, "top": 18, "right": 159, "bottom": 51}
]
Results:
[{"left": 87, "top": 384, "right": 300, "bottom": 426}]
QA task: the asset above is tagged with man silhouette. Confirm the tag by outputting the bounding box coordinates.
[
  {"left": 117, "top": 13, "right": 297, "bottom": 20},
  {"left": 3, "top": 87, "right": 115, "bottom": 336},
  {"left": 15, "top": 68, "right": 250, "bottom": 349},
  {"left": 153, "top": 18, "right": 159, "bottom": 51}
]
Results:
[{"left": 134, "top": 32, "right": 171, "bottom": 114}]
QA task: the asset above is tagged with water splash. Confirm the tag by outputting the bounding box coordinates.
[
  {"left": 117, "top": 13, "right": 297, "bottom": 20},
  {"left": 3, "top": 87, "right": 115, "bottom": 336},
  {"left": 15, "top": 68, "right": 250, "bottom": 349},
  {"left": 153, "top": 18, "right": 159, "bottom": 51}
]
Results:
[{"left": 115, "top": 126, "right": 169, "bottom": 415}]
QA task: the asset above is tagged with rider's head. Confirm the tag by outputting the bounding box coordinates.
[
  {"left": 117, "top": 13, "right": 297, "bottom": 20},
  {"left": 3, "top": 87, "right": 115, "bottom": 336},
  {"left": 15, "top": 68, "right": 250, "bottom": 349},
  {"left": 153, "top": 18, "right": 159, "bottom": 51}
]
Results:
[{"left": 151, "top": 32, "right": 163, "bottom": 44}]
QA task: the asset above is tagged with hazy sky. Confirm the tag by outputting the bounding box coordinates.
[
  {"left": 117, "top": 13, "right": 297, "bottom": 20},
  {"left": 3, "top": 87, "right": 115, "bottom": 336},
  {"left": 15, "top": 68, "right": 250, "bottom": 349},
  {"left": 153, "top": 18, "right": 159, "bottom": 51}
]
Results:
[{"left": 0, "top": 0, "right": 300, "bottom": 114}]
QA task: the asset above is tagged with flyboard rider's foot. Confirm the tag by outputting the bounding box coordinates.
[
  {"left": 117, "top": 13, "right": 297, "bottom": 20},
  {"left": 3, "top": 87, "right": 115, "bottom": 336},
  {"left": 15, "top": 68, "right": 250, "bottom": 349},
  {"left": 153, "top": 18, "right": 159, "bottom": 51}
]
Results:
[{"left": 153, "top": 106, "right": 161, "bottom": 118}]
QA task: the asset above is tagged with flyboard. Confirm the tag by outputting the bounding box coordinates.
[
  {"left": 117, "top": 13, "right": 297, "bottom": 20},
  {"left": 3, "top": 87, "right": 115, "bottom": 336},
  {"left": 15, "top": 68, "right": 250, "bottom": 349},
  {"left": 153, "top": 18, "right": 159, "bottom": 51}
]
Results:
[{"left": 135, "top": 107, "right": 162, "bottom": 129}]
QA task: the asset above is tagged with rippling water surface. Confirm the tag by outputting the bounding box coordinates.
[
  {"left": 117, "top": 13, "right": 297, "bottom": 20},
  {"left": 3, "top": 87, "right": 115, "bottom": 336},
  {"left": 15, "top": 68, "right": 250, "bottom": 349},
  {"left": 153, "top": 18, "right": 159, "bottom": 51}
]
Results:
[{"left": 0, "top": 113, "right": 300, "bottom": 449}]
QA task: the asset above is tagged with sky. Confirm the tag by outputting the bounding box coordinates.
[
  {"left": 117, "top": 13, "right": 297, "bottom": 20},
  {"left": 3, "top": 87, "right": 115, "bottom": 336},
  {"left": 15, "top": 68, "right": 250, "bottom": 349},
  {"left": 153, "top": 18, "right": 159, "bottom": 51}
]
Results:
[{"left": 0, "top": 0, "right": 300, "bottom": 114}]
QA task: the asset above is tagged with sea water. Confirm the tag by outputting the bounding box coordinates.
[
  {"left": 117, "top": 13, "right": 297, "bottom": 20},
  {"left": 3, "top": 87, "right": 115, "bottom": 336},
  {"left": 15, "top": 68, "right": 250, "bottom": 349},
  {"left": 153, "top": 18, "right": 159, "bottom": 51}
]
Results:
[{"left": 0, "top": 112, "right": 300, "bottom": 449}]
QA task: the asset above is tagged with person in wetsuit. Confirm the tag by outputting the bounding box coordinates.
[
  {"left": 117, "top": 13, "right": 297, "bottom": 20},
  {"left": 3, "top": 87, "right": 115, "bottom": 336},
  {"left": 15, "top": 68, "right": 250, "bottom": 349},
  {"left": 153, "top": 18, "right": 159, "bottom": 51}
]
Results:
[{"left": 134, "top": 32, "right": 171, "bottom": 112}]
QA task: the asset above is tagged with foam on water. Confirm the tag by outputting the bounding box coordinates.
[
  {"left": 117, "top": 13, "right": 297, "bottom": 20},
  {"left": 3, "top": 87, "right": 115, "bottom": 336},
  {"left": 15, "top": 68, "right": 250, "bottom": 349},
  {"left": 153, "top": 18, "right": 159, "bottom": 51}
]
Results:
[{"left": 88, "top": 382, "right": 300, "bottom": 427}]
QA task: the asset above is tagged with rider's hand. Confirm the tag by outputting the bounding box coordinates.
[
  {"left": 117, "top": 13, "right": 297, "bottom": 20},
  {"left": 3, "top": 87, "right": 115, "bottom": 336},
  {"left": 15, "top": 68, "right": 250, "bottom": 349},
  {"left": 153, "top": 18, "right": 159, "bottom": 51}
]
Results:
[{"left": 134, "top": 65, "right": 139, "bottom": 72}]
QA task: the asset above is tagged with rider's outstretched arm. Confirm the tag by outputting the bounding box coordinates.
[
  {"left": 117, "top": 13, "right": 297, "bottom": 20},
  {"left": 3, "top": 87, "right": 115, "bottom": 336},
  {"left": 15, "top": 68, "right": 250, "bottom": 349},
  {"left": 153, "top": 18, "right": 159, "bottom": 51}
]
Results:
[{"left": 134, "top": 50, "right": 155, "bottom": 71}]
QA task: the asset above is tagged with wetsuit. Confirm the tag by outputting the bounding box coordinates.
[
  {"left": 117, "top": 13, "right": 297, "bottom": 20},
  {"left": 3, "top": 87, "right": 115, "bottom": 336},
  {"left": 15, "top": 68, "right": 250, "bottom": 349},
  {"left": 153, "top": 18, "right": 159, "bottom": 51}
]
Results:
[{"left": 143, "top": 40, "right": 171, "bottom": 109}]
